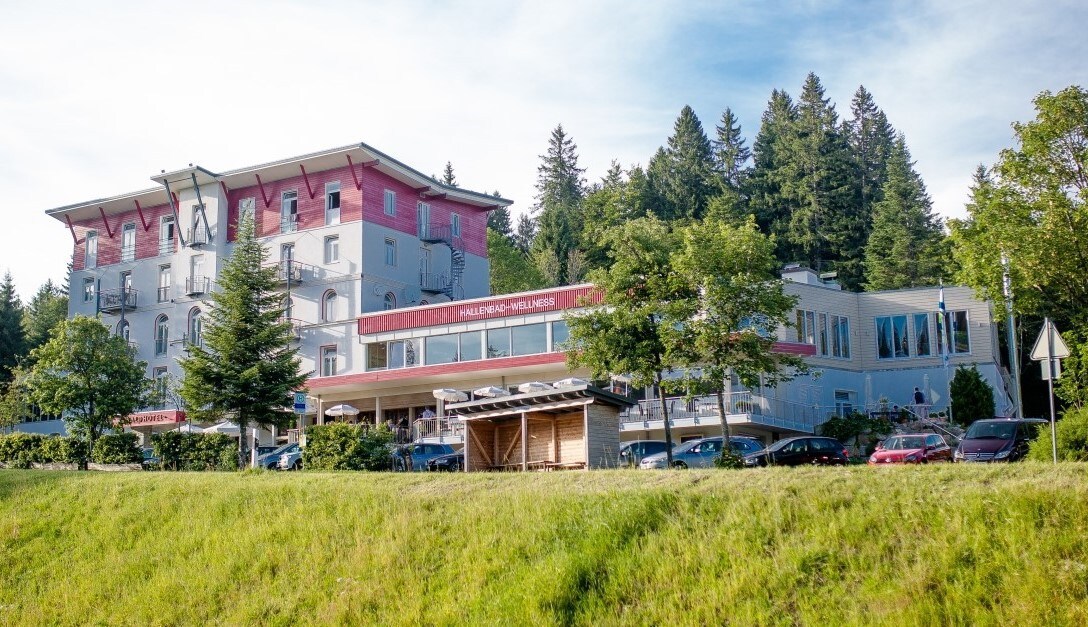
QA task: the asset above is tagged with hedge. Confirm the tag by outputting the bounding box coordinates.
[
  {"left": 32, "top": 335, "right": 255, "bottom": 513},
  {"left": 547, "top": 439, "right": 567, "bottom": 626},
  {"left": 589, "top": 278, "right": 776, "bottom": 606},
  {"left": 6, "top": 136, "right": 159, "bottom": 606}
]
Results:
[
  {"left": 304, "top": 423, "right": 395, "bottom": 471},
  {"left": 90, "top": 432, "right": 142, "bottom": 465},
  {"left": 0, "top": 433, "right": 86, "bottom": 466},
  {"left": 151, "top": 431, "right": 238, "bottom": 471}
]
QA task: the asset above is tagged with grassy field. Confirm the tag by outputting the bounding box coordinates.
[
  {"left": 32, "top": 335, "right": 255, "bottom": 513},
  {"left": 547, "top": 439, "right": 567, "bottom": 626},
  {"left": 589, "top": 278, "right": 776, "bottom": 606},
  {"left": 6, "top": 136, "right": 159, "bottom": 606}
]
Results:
[{"left": 2, "top": 465, "right": 1087, "bottom": 626}]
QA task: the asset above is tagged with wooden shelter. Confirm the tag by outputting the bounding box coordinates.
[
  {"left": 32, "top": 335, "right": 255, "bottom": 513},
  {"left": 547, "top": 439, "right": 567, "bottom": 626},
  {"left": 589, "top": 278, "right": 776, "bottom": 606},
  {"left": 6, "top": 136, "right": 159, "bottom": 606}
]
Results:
[{"left": 445, "top": 385, "right": 633, "bottom": 471}]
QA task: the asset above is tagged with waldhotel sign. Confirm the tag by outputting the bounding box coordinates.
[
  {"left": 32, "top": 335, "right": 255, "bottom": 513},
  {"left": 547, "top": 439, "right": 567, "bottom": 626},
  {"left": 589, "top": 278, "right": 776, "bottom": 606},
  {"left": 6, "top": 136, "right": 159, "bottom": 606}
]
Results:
[{"left": 357, "top": 285, "right": 600, "bottom": 335}]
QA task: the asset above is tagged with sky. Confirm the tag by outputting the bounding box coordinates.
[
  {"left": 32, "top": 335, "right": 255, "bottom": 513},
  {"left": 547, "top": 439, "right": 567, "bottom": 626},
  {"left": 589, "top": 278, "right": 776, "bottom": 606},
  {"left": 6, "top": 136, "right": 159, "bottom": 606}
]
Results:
[{"left": 1, "top": 0, "right": 1085, "bottom": 300}]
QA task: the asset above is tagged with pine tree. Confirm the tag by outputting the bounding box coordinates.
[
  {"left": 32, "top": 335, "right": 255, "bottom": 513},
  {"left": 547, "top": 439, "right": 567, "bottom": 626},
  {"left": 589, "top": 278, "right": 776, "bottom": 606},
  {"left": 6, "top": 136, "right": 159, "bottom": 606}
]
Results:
[
  {"left": 178, "top": 214, "right": 307, "bottom": 467},
  {"left": 441, "top": 161, "right": 458, "bottom": 187},
  {"left": 863, "top": 135, "right": 947, "bottom": 290},
  {"left": 713, "top": 107, "right": 751, "bottom": 191},
  {"left": 779, "top": 73, "right": 862, "bottom": 287},
  {"left": 655, "top": 106, "right": 717, "bottom": 220},
  {"left": 746, "top": 89, "right": 797, "bottom": 245},
  {"left": 531, "top": 125, "right": 586, "bottom": 284},
  {"left": 0, "top": 272, "right": 26, "bottom": 384},
  {"left": 22, "top": 279, "right": 68, "bottom": 359}
]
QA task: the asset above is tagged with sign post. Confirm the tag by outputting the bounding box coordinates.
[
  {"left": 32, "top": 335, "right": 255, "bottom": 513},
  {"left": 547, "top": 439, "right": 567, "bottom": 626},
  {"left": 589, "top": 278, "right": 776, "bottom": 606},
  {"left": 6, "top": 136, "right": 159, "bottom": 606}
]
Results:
[{"left": 1030, "top": 318, "right": 1070, "bottom": 464}]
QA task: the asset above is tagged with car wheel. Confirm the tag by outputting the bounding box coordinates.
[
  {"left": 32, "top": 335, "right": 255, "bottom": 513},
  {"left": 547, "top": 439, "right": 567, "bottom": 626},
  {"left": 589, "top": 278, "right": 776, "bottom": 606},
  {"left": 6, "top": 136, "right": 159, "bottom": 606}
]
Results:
[
  {"left": 673, "top": 461, "right": 688, "bottom": 469},
  {"left": 292, "top": 460, "right": 302, "bottom": 471}
]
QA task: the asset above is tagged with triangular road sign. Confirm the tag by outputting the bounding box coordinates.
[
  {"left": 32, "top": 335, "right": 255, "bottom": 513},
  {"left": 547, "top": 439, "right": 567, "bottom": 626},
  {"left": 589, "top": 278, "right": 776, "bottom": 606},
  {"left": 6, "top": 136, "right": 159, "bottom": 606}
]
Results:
[{"left": 1031, "top": 319, "right": 1071, "bottom": 361}]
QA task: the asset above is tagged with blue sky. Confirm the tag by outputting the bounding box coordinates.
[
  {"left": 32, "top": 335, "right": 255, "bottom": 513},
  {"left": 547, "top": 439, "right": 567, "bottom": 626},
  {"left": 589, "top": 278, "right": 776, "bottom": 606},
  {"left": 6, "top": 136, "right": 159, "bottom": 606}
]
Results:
[{"left": 1, "top": 0, "right": 1085, "bottom": 300}]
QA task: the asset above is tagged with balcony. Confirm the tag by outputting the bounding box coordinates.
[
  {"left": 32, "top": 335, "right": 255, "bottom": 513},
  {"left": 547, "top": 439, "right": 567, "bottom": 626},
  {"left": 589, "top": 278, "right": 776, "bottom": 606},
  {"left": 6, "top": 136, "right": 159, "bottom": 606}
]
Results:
[
  {"left": 273, "top": 261, "right": 303, "bottom": 285},
  {"left": 619, "top": 392, "right": 825, "bottom": 435},
  {"left": 99, "top": 288, "right": 138, "bottom": 313},
  {"left": 283, "top": 318, "right": 304, "bottom": 342},
  {"left": 419, "top": 223, "right": 452, "bottom": 243},
  {"left": 157, "top": 286, "right": 171, "bottom": 303},
  {"left": 412, "top": 415, "right": 464, "bottom": 444},
  {"left": 185, "top": 276, "right": 210, "bottom": 296},
  {"left": 187, "top": 227, "right": 208, "bottom": 247},
  {"left": 419, "top": 272, "right": 450, "bottom": 295},
  {"left": 158, "top": 239, "right": 176, "bottom": 256}
]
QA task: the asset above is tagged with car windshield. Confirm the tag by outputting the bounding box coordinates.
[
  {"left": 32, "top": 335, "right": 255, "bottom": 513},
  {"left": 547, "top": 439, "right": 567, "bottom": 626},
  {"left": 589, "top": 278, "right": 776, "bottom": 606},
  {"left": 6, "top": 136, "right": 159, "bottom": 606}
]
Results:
[
  {"left": 264, "top": 443, "right": 295, "bottom": 457},
  {"left": 964, "top": 421, "right": 1016, "bottom": 440},
  {"left": 765, "top": 439, "right": 793, "bottom": 453},
  {"left": 882, "top": 436, "right": 926, "bottom": 450},
  {"left": 673, "top": 441, "right": 702, "bottom": 454},
  {"left": 730, "top": 439, "right": 760, "bottom": 453}
]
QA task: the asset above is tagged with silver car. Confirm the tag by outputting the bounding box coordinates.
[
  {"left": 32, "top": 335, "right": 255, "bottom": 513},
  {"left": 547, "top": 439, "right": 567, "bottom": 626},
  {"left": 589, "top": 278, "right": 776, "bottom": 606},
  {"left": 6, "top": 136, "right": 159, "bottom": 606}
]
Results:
[{"left": 639, "top": 436, "right": 764, "bottom": 469}]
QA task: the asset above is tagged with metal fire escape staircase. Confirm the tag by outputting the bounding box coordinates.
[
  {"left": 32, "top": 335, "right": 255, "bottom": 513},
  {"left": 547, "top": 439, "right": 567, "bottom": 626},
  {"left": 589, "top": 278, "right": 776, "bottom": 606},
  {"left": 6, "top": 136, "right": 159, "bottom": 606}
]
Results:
[{"left": 419, "top": 224, "right": 465, "bottom": 300}]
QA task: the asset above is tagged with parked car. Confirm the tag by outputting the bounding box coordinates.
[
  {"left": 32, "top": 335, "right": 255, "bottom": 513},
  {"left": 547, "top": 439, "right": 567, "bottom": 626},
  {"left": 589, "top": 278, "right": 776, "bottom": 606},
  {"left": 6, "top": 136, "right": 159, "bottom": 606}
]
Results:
[
  {"left": 743, "top": 436, "right": 850, "bottom": 467},
  {"left": 953, "top": 418, "right": 1045, "bottom": 463},
  {"left": 426, "top": 450, "right": 464, "bottom": 472},
  {"left": 277, "top": 444, "right": 304, "bottom": 470},
  {"left": 618, "top": 440, "right": 669, "bottom": 467},
  {"left": 640, "top": 436, "right": 764, "bottom": 469},
  {"left": 868, "top": 433, "right": 951, "bottom": 465},
  {"left": 258, "top": 443, "right": 299, "bottom": 470},
  {"left": 399, "top": 442, "right": 456, "bottom": 471},
  {"left": 140, "top": 448, "right": 160, "bottom": 470}
]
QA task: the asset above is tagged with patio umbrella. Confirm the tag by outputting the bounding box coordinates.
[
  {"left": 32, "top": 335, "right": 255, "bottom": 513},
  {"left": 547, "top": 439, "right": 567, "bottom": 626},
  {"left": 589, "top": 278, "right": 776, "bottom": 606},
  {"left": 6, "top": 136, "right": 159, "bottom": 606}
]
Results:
[
  {"left": 324, "top": 403, "right": 360, "bottom": 417},
  {"left": 473, "top": 386, "right": 510, "bottom": 398},
  {"left": 432, "top": 388, "right": 468, "bottom": 402},
  {"left": 203, "top": 421, "right": 240, "bottom": 435},
  {"left": 176, "top": 423, "right": 203, "bottom": 433},
  {"left": 517, "top": 381, "right": 553, "bottom": 393},
  {"left": 553, "top": 377, "right": 588, "bottom": 388}
]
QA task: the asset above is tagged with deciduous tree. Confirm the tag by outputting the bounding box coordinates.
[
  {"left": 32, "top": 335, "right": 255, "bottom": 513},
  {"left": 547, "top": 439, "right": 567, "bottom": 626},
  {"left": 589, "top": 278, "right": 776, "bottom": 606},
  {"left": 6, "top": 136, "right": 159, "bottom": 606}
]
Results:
[{"left": 487, "top": 228, "right": 546, "bottom": 295}]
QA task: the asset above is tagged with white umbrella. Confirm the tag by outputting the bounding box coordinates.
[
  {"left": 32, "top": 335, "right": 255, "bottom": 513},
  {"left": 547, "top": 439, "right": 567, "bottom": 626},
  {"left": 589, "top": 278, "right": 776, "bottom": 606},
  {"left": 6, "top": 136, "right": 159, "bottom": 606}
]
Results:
[
  {"left": 432, "top": 388, "right": 468, "bottom": 402},
  {"left": 473, "top": 386, "right": 510, "bottom": 398},
  {"left": 553, "top": 377, "right": 589, "bottom": 388},
  {"left": 177, "top": 423, "right": 203, "bottom": 433},
  {"left": 518, "top": 381, "right": 553, "bottom": 393},
  {"left": 203, "top": 421, "right": 240, "bottom": 435},
  {"left": 324, "top": 403, "right": 360, "bottom": 417}
]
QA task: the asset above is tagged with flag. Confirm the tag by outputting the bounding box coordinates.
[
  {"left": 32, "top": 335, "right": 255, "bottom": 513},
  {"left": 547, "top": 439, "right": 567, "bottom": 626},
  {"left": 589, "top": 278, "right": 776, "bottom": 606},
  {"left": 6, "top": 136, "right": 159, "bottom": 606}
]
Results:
[{"left": 937, "top": 282, "right": 949, "bottom": 365}]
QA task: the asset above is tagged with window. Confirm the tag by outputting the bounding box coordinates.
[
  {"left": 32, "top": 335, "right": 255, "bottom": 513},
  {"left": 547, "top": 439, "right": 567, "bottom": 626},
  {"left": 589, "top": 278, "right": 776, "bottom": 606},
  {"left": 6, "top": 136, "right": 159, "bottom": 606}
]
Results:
[
  {"left": 188, "top": 308, "right": 202, "bottom": 348},
  {"left": 451, "top": 213, "right": 461, "bottom": 237},
  {"left": 85, "top": 231, "right": 98, "bottom": 269},
  {"left": 914, "top": 313, "right": 931, "bottom": 357},
  {"left": 281, "top": 191, "right": 298, "bottom": 233},
  {"left": 158, "top": 265, "right": 171, "bottom": 302},
  {"left": 121, "top": 223, "right": 136, "bottom": 262},
  {"left": 384, "top": 239, "right": 397, "bottom": 266},
  {"left": 425, "top": 334, "right": 459, "bottom": 365},
  {"left": 830, "top": 315, "right": 850, "bottom": 358},
  {"left": 322, "top": 290, "right": 338, "bottom": 322},
  {"left": 384, "top": 190, "right": 396, "bottom": 216},
  {"left": 117, "top": 319, "right": 130, "bottom": 341},
  {"left": 417, "top": 203, "right": 430, "bottom": 238},
  {"left": 159, "top": 216, "right": 176, "bottom": 255},
  {"left": 459, "top": 331, "right": 482, "bottom": 361},
  {"left": 155, "top": 315, "right": 169, "bottom": 355},
  {"left": 551, "top": 320, "right": 570, "bottom": 351},
  {"left": 487, "top": 328, "right": 511, "bottom": 358},
  {"left": 325, "top": 181, "right": 341, "bottom": 225},
  {"left": 238, "top": 198, "right": 255, "bottom": 231},
  {"left": 834, "top": 390, "right": 856, "bottom": 417},
  {"left": 83, "top": 278, "right": 95, "bottom": 303},
  {"left": 817, "top": 313, "right": 828, "bottom": 356},
  {"left": 511, "top": 323, "right": 547, "bottom": 356},
  {"left": 190, "top": 254, "right": 204, "bottom": 283},
  {"left": 367, "top": 339, "right": 417, "bottom": 371},
  {"left": 191, "top": 205, "right": 207, "bottom": 245},
  {"left": 152, "top": 367, "right": 168, "bottom": 407},
  {"left": 795, "top": 310, "right": 817, "bottom": 345},
  {"left": 937, "top": 310, "right": 971, "bottom": 355},
  {"left": 320, "top": 346, "right": 338, "bottom": 377},
  {"left": 875, "top": 315, "right": 910, "bottom": 359},
  {"left": 324, "top": 235, "right": 340, "bottom": 264},
  {"left": 383, "top": 292, "right": 396, "bottom": 310}
]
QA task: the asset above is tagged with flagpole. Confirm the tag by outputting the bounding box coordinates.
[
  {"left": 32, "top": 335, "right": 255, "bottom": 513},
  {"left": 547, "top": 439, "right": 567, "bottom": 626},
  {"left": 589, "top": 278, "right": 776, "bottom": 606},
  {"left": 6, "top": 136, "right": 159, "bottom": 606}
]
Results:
[
  {"left": 939, "top": 282, "right": 953, "bottom": 424},
  {"left": 1001, "top": 253, "right": 1024, "bottom": 418}
]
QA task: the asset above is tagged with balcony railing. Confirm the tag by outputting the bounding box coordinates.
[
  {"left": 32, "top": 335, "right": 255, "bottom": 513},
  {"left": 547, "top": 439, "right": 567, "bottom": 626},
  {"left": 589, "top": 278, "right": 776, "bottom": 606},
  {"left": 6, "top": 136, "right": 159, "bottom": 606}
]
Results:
[
  {"left": 280, "top": 215, "right": 298, "bottom": 233},
  {"left": 157, "top": 286, "right": 171, "bottom": 303},
  {"left": 419, "top": 272, "right": 450, "bottom": 294},
  {"left": 620, "top": 392, "right": 827, "bottom": 434},
  {"left": 185, "top": 276, "right": 210, "bottom": 296},
  {"left": 282, "top": 318, "right": 304, "bottom": 342},
  {"left": 418, "top": 223, "right": 452, "bottom": 242},
  {"left": 413, "top": 416, "right": 464, "bottom": 441},
  {"left": 99, "top": 288, "right": 138, "bottom": 313},
  {"left": 187, "top": 227, "right": 208, "bottom": 247},
  {"left": 158, "top": 239, "right": 176, "bottom": 256},
  {"left": 273, "top": 261, "right": 303, "bottom": 285}
]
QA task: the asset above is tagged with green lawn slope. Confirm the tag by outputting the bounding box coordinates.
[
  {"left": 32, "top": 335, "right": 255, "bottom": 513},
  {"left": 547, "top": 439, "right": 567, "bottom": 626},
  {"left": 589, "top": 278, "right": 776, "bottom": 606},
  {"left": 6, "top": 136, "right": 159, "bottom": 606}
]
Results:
[{"left": 2, "top": 465, "right": 1087, "bottom": 625}]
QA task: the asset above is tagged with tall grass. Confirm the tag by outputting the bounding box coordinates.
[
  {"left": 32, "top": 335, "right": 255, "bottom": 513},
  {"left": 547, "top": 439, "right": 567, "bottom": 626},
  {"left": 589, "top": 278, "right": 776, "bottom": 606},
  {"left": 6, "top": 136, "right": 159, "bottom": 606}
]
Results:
[{"left": 2, "top": 465, "right": 1087, "bottom": 625}]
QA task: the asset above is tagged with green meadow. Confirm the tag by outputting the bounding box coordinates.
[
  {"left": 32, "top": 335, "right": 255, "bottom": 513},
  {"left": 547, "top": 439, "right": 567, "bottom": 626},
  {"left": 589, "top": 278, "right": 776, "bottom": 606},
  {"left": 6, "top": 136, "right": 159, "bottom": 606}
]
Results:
[{"left": 2, "top": 465, "right": 1087, "bottom": 626}]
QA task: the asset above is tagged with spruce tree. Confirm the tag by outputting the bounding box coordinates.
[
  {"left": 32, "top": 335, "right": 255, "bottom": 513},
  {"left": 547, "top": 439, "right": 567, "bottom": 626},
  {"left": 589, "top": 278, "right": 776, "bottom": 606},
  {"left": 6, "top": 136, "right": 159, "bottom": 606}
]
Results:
[
  {"left": 178, "top": 214, "right": 307, "bottom": 468},
  {"left": 514, "top": 213, "right": 536, "bottom": 254},
  {"left": 847, "top": 85, "right": 896, "bottom": 225},
  {"left": 746, "top": 89, "right": 797, "bottom": 247},
  {"left": 531, "top": 125, "right": 586, "bottom": 284},
  {"left": 713, "top": 107, "right": 752, "bottom": 191},
  {"left": 487, "top": 193, "right": 513, "bottom": 239},
  {"left": 863, "top": 135, "right": 947, "bottom": 290},
  {"left": 656, "top": 105, "right": 717, "bottom": 220},
  {"left": 0, "top": 272, "right": 26, "bottom": 384},
  {"left": 22, "top": 279, "right": 68, "bottom": 359},
  {"left": 440, "top": 161, "right": 458, "bottom": 186}
]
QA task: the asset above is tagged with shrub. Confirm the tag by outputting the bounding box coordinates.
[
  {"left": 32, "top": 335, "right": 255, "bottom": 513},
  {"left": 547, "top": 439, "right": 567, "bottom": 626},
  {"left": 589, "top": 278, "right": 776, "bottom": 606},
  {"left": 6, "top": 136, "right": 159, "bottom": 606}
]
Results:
[
  {"left": 90, "top": 432, "right": 142, "bottom": 464},
  {"left": 714, "top": 452, "right": 745, "bottom": 469},
  {"left": 151, "top": 431, "right": 238, "bottom": 471},
  {"left": 950, "top": 364, "right": 996, "bottom": 426},
  {"left": 1028, "top": 407, "right": 1088, "bottom": 462},
  {"left": 818, "top": 412, "right": 891, "bottom": 448},
  {"left": 305, "top": 423, "right": 396, "bottom": 471},
  {"left": 0, "top": 433, "right": 45, "bottom": 464},
  {"left": 38, "top": 436, "right": 86, "bottom": 464}
]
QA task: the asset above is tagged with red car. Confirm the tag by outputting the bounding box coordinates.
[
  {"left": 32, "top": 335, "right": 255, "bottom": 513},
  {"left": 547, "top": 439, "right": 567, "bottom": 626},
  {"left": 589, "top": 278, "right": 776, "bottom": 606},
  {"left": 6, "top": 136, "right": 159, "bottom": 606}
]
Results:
[{"left": 868, "top": 433, "right": 951, "bottom": 465}]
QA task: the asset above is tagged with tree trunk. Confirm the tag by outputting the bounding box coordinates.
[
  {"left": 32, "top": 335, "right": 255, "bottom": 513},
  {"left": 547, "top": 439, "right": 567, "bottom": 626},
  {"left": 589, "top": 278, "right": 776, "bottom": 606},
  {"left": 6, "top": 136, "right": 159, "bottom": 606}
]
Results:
[
  {"left": 237, "top": 419, "right": 249, "bottom": 470},
  {"left": 657, "top": 373, "right": 675, "bottom": 467},
  {"left": 717, "top": 389, "right": 732, "bottom": 448}
]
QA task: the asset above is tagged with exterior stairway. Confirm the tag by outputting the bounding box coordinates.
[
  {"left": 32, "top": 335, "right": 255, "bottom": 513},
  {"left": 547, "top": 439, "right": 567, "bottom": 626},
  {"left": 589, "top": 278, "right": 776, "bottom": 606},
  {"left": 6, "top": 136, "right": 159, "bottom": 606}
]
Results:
[{"left": 419, "top": 224, "right": 465, "bottom": 299}]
